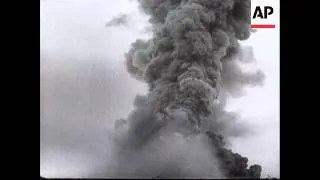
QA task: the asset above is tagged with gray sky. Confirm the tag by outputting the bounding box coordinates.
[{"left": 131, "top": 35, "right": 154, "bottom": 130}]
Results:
[{"left": 40, "top": 0, "right": 279, "bottom": 178}]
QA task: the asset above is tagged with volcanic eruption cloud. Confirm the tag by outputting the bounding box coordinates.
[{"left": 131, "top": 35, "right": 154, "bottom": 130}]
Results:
[{"left": 110, "top": 0, "right": 265, "bottom": 178}]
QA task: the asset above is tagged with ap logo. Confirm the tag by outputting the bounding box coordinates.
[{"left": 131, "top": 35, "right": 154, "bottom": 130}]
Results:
[{"left": 251, "top": 0, "right": 278, "bottom": 29}]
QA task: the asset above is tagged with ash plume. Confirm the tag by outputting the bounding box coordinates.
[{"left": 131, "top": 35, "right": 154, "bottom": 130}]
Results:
[{"left": 110, "top": 0, "right": 265, "bottom": 178}]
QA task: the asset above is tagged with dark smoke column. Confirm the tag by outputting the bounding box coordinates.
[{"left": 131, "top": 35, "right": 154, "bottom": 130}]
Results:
[{"left": 119, "top": 0, "right": 263, "bottom": 178}]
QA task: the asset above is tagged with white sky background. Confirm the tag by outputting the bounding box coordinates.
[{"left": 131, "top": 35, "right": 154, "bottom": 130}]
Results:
[{"left": 40, "top": 0, "right": 279, "bottom": 178}]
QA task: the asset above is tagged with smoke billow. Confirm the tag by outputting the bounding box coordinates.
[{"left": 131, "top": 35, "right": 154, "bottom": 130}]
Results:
[{"left": 110, "top": 0, "right": 265, "bottom": 178}]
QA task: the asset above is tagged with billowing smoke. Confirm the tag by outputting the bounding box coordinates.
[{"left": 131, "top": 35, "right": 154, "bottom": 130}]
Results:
[{"left": 109, "top": 0, "right": 265, "bottom": 178}]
